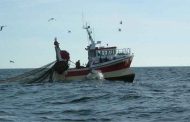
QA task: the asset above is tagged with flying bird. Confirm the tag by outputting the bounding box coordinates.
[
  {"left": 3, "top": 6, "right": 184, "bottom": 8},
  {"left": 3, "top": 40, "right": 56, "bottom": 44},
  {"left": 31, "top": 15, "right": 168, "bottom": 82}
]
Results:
[
  {"left": 67, "top": 30, "right": 71, "bottom": 33},
  {"left": 0, "top": 25, "right": 7, "bottom": 31},
  {"left": 10, "top": 60, "right": 15, "bottom": 63},
  {"left": 118, "top": 28, "right": 122, "bottom": 32},
  {"left": 48, "top": 18, "right": 56, "bottom": 22},
  {"left": 120, "top": 21, "right": 123, "bottom": 25}
]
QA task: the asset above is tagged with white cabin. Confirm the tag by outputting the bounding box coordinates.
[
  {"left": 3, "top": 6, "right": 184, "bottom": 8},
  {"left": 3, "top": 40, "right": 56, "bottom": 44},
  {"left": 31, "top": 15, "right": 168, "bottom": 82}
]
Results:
[{"left": 84, "top": 24, "right": 132, "bottom": 66}]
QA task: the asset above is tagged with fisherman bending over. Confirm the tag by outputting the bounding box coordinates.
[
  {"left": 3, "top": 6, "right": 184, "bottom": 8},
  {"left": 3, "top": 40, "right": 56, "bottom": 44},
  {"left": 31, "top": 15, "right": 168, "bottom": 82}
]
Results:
[{"left": 76, "top": 60, "right": 80, "bottom": 69}]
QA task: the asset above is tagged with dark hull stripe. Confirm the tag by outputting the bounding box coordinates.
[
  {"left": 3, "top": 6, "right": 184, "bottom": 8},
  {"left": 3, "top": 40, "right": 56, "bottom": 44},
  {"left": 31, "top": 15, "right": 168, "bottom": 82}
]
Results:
[
  {"left": 97, "top": 60, "right": 131, "bottom": 72},
  {"left": 105, "top": 73, "right": 135, "bottom": 82}
]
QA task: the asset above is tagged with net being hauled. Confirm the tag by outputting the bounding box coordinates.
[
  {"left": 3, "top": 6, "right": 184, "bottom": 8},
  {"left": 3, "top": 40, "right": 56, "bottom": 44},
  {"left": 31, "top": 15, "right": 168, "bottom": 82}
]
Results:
[
  {"left": 0, "top": 61, "right": 56, "bottom": 83},
  {"left": 0, "top": 38, "right": 71, "bottom": 83}
]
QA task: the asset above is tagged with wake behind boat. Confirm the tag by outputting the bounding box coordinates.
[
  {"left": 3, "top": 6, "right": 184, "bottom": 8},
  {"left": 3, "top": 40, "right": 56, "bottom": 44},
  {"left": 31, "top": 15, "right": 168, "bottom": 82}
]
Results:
[{"left": 53, "top": 24, "right": 135, "bottom": 82}]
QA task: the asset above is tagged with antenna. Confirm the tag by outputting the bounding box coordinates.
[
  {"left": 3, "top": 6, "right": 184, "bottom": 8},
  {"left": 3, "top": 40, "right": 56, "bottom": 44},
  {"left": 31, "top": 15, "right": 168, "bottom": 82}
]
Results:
[
  {"left": 81, "top": 12, "right": 85, "bottom": 28},
  {"left": 93, "top": 27, "right": 95, "bottom": 42}
]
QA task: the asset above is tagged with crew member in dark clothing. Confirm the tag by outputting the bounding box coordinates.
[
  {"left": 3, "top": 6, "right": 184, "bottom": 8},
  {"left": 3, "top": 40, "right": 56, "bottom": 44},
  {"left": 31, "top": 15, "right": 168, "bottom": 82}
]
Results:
[{"left": 76, "top": 60, "right": 80, "bottom": 69}]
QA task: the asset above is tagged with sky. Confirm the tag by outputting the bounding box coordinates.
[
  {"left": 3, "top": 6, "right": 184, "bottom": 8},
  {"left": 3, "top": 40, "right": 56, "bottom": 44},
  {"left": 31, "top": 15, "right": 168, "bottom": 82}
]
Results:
[{"left": 0, "top": 0, "right": 190, "bottom": 68}]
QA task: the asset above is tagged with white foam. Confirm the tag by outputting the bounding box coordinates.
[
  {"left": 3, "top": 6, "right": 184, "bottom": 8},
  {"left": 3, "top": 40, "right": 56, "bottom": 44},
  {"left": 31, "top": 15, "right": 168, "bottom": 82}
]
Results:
[{"left": 86, "top": 70, "right": 104, "bottom": 80}]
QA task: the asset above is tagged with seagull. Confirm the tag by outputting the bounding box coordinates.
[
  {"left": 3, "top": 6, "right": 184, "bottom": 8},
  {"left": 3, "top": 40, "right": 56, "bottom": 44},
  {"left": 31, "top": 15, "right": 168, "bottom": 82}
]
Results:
[
  {"left": 10, "top": 60, "right": 15, "bottom": 63},
  {"left": 120, "top": 21, "right": 123, "bottom": 25},
  {"left": 48, "top": 18, "right": 56, "bottom": 22},
  {"left": 0, "top": 25, "right": 7, "bottom": 31}
]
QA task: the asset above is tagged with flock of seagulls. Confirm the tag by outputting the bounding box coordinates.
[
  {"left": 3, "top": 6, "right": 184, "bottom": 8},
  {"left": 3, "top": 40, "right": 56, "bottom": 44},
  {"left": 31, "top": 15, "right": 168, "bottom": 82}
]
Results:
[
  {"left": 118, "top": 20, "right": 123, "bottom": 32},
  {"left": 1, "top": 19, "right": 124, "bottom": 33},
  {"left": 47, "top": 18, "right": 124, "bottom": 32},
  {"left": 2, "top": 18, "right": 124, "bottom": 63},
  {"left": 48, "top": 18, "right": 71, "bottom": 33}
]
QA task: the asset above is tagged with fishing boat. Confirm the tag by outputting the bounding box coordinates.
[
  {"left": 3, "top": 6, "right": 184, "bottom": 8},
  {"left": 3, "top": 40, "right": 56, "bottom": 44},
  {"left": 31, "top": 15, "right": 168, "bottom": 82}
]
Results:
[{"left": 52, "top": 24, "right": 135, "bottom": 82}]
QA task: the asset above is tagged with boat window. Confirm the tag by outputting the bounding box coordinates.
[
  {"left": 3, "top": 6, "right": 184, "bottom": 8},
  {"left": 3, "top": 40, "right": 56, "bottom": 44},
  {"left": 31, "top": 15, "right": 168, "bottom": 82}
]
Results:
[
  {"left": 89, "top": 50, "right": 96, "bottom": 57},
  {"left": 99, "top": 51, "right": 101, "bottom": 56},
  {"left": 102, "top": 51, "right": 105, "bottom": 56},
  {"left": 113, "top": 50, "right": 116, "bottom": 55},
  {"left": 104, "top": 50, "right": 107, "bottom": 55},
  {"left": 96, "top": 50, "right": 101, "bottom": 56},
  {"left": 108, "top": 50, "right": 112, "bottom": 55},
  {"left": 97, "top": 49, "right": 117, "bottom": 56}
]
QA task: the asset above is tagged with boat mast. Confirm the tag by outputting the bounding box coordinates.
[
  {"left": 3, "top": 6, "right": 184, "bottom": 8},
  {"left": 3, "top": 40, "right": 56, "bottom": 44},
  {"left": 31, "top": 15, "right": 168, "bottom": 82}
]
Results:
[{"left": 83, "top": 23, "right": 96, "bottom": 49}]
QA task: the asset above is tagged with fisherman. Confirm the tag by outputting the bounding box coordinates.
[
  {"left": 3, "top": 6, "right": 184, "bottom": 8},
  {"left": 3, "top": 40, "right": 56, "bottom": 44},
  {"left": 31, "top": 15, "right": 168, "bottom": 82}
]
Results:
[
  {"left": 54, "top": 37, "right": 63, "bottom": 61},
  {"left": 53, "top": 37, "right": 70, "bottom": 74},
  {"left": 76, "top": 60, "right": 80, "bottom": 69}
]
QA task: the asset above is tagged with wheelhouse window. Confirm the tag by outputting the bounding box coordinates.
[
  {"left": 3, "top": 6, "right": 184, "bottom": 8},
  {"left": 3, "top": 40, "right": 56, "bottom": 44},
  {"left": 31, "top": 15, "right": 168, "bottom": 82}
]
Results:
[
  {"left": 96, "top": 48, "right": 116, "bottom": 57},
  {"left": 89, "top": 50, "right": 96, "bottom": 57}
]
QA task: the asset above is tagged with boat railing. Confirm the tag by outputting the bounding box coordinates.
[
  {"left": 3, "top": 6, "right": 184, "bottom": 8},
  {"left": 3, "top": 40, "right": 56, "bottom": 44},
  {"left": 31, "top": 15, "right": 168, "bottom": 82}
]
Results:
[{"left": 116, "top": 48, "right": 131, "bottom": 56}]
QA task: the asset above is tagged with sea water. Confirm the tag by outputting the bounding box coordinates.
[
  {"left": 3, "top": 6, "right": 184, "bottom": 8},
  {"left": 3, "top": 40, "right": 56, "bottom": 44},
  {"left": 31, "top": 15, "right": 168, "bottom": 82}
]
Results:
[{"left": 0, "top": 67, "right": 190, "bottom": 122}]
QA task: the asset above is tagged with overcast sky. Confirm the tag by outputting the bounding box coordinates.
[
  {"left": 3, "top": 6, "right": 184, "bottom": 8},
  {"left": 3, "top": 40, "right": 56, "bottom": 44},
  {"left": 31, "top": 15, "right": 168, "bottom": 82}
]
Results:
[{"left": 0, "top": 0, "right": 190, "bottom": 68}]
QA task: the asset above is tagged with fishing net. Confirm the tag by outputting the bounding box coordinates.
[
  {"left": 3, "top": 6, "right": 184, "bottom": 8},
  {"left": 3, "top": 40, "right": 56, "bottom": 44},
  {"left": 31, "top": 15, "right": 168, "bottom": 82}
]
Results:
[{"left": 0, "top": 61, "right": 56, "bottom": 83}]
